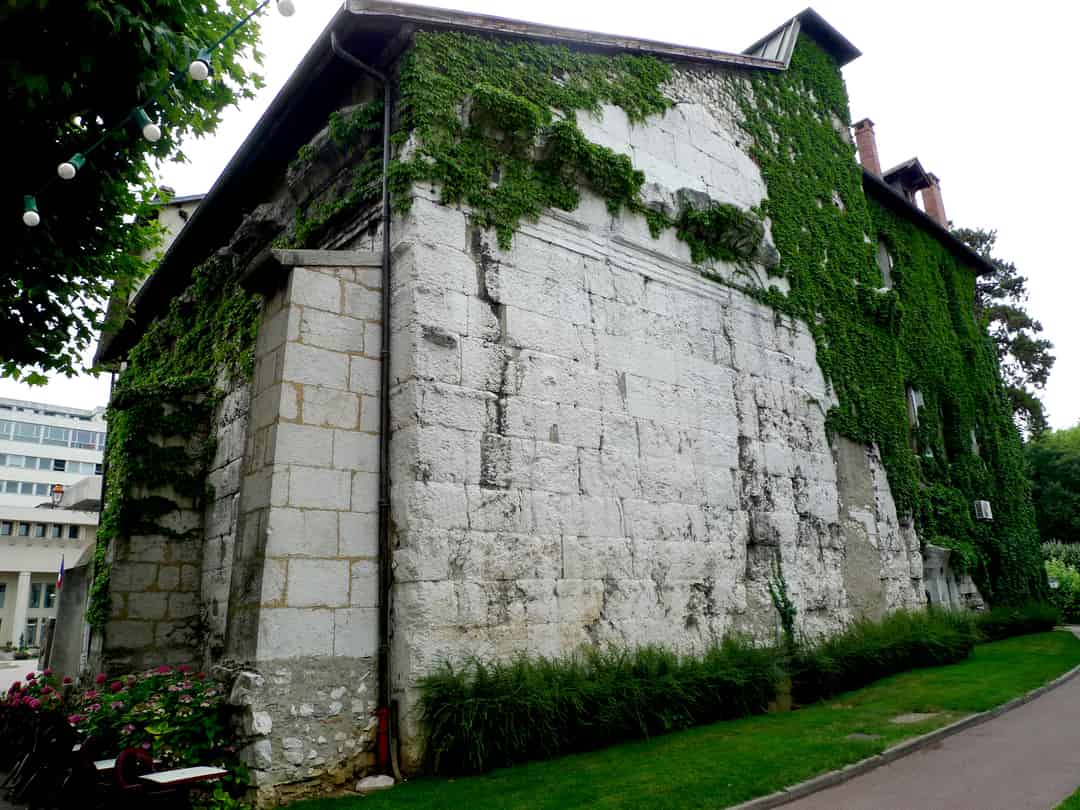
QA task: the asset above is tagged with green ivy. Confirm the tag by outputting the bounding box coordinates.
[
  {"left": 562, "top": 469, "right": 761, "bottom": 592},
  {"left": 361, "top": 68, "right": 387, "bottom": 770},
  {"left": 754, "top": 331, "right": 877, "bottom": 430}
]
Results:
[
  {"left": 735, "top": 38, "right": 1043, "bottom": 604},
  {"left": 88, "top": 255, "right": 261, "bottom": 628}
]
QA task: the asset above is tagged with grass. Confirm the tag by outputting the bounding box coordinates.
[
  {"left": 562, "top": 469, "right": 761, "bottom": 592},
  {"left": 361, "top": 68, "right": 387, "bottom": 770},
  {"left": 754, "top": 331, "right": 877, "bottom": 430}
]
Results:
[{"left": 290, "top": 631, "right": 1080, "bottom": 810}]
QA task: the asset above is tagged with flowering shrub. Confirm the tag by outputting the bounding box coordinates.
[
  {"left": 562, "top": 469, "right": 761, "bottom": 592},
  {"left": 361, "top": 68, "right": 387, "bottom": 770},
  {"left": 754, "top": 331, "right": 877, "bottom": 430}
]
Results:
[{"left": 3, "top": 665, "right": 246, "bottom": 808}]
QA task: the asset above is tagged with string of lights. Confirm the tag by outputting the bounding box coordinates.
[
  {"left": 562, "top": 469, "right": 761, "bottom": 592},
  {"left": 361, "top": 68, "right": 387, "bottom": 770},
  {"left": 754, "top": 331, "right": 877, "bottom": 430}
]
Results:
[{"left": 22, "top": 0, "right": 298, "bottom": 227}]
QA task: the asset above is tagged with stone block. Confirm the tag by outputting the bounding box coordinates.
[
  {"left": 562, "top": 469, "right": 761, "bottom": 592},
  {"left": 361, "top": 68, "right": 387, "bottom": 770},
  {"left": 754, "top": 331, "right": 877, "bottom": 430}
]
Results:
[
  {"left": 350, "top": 560, "right": 378, "bottom": 607},
  {"left": 168, "top": 592, "right": 200, "bottom": 620},
  {"left": 333, "top": 429, "right": 379, "bottom": 472},
  {"left": 290, "top": 267, "right": 342, "bottom": 313},
  {"left": 272, "top": 422, "right": 334, "bottom": 467},
  {"left": 127, "top": 592, "right": 168, "bottom": 620},
  {"left": 334, "top": 608, "right": 378, "bottom": 657},
  {"left": 282, "top": 344, "right": 349, "bottom": 389},
  {"left": 288, "top": 466, "right": 351, "bottom": 511},
  {"left": 302, "top": 385, "right": 360, "bottom": 429},
  {"left": 106, "top": 621, "right": 154, "bottom": 650},
  {"left": 287, "top": 559, "right": 350, "bottom": 607},
  {"left": 156, "top": 566, "right": 180, "bottom": 592},
  {"left": 340, "top": 512, "right": 378, "bottom": 557},
  {"left": 344, "top": 283, "right": 383, "bottom": 321},
  {"left": 266, "top": 508, "right": 338, "bottom": 558},
  {"left": 298, "top": 308, "right": 366, "bottom": 353},
  {"left": 256, "top": 608, "right": 335, "bottom": 659},
  {"left": 348, "top": 356, "right": 381, "bottom": 396},
  {"left": 351, "top": 471, "right": 379, "bottom": 513}
]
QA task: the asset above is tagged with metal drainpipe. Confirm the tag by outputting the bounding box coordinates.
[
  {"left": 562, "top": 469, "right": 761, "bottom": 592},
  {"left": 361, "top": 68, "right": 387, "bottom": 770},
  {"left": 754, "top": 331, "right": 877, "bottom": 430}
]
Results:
[
  {"left": 85, "top": 371, "right": 116, "bottom": 676},
  {"left": 330, "top": 31, "right": 397, "bottom": 775}
]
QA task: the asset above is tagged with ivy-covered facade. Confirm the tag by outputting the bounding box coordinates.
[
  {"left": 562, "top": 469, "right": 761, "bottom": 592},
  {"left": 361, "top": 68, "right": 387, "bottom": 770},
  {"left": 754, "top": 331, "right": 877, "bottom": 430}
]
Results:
[{"left": 83, "top": 4, "right": 1041, "bottom": 796}]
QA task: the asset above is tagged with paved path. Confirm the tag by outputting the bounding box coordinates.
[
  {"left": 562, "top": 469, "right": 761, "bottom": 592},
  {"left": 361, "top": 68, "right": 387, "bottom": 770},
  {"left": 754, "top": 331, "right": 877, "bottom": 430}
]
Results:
[
  {"left": 0, "top": 662, "right": 36, "bottom": 694},
  {"left": 787, "top": 643, "right": 1080, "bottom": 810}
]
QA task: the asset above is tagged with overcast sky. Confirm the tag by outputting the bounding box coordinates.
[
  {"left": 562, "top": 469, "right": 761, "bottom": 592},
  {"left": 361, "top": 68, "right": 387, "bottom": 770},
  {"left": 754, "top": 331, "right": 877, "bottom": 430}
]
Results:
[{"left": 3, "top": 0, "right": 1076, "bottom": 431}]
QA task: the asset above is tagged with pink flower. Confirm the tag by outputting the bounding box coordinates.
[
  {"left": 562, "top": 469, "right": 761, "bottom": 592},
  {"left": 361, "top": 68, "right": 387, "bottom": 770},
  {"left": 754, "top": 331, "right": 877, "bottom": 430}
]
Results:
[
  {"left": 62, "top": 676, "right": 73, "bottom": 685},
  {"left": 87, "top": 703, "right": 102, "bottom": 713},
  {"left": 26, "top": 672, "right": 36, "bottom": 681},
  {"left": 179, "top": 694, "right": 192, "bottom": 704},
  {"left": 43, "top": 668, "right": 53, "bottom": 677},
  {"left": 140, "top": 742, "right": 151, "bottom": 750},
  {"left": 177, "top": 664, "right": 192, "bottom": 674},
  {"left": 155, "top": 665, "right": 171, "bottom": 674},
  {"left": 111, "top": 701, "right": 125, "bottom": 711},
  {"left": 27, "top": 698, "right": 41, "bottom": 710},
  {"left": 84, "top": 690, "right": 99, "bottom": 700},
  {"left": 110, "top": 681, "right": 123, "bottom": 693},
  {"left": 122, "top": 724, "right": 136, "bottom": 734},
  {"left": 94, "top": 673, "right": 107, "bottom": 685},
  {"left": 41, "top": 686, "right": 54, "bottom": 695},
  {"left": 10, "top": 682, "right": 20, "bottom": 692},
  {"left": 195, "top": 672, "right": 206, "bottom": 681},
  {"left": 67, "top": 714, "right": 85, "bottom": 725}
]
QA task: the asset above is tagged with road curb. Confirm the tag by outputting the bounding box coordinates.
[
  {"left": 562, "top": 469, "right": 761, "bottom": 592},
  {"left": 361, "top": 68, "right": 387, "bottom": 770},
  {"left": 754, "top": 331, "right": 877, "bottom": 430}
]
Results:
[{"left": 728, "top": 633, "right": 1080, "bottom": 810}]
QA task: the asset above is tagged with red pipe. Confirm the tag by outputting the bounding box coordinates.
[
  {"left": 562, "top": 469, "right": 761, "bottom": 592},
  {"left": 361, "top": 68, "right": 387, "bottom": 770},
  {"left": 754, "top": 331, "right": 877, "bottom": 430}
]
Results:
[{"left": 375, "top": 705, "right": 390, "bottom": 771}]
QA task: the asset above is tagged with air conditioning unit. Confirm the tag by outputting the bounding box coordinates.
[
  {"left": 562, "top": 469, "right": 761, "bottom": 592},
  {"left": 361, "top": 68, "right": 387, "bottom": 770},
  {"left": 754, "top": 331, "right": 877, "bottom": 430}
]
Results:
[{"left": 973, "top": 500, "right": 993, "bottom": 522}]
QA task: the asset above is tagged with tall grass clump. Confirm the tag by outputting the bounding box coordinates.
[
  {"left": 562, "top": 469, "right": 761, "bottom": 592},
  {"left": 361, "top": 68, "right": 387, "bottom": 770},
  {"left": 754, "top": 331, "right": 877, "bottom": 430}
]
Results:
[
  {"left": 789, "top": 609, "right": 979, "bottom": 705},
  {"left": 976, "top": 602, "right": 1060, "bottom": 641},
  {"left": 418, "top": 637, "right": 781, "bottom": 774}
]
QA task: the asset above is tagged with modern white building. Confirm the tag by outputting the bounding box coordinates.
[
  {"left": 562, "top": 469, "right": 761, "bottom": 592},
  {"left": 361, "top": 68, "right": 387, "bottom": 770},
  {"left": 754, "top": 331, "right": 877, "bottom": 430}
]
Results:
[{"left": 0, "top": 397, "right": 105, "bottom": 649}]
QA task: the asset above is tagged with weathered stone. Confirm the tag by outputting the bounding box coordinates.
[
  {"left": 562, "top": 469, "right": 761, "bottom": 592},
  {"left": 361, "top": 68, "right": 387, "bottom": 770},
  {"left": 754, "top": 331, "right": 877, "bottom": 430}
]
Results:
[{"left": 356, "top": 775, "right": 395, "bottom": 795}]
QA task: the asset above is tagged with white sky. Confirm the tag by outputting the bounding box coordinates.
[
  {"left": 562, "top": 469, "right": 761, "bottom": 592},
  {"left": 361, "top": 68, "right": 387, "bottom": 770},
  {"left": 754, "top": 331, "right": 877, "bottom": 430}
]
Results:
[{"left": 3, "top": 0, "right": 1077, "bottom": 430}]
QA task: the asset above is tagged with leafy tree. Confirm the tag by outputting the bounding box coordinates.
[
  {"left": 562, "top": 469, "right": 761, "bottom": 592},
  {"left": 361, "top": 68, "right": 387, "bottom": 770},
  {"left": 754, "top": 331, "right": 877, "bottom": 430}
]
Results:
[
  {"left": 1027, "top": 423, "right": 1080, "bottom": 543},
  {"left": 1, "top": 0, "right": 264, "bottom": 383},
  {"left": 953, "top": 227, "right": 1055, "bottom": 435}
]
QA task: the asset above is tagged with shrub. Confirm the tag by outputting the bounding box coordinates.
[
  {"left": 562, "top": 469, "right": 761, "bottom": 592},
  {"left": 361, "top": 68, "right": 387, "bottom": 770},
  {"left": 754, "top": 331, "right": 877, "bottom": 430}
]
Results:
[
  {"left": 789, "top": 609, "right": 979, "bottom": 705},
  {"left": 1042, "top": 541, "right": 1080, "bottom": 570},
  {"left": 419, "top": 637, "right": 782, "bottom": 774},
  {"left": 975, "top": 602, "right": 1060, "bottom": 641},
  {"left": 1047, "top": 559, "right": 1080, "bottom": 623}
]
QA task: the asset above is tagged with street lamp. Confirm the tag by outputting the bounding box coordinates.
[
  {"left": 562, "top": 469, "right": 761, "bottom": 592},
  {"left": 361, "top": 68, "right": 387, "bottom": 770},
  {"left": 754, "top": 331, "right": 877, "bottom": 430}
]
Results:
[{"left": 50, "top": 484, "right": 64, "bottom": 507}]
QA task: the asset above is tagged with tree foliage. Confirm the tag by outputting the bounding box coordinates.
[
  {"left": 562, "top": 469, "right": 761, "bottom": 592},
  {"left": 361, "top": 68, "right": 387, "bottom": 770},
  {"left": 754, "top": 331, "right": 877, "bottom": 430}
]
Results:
[
  {"left": 1027, "top": 423, "right": 1080, "bottom": 543},
  {"left": 0, "top": 0, "right": 264, "bottom": 383},
  {"left": 953, "top": 227, "right": 1055, "bottom": 435}
]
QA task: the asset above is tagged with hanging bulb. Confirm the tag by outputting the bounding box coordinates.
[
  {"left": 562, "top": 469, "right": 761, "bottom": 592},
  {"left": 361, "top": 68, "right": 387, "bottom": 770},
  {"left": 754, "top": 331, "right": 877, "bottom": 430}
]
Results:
[
  {"left": 277, "top": 0, "right": 296, "bottom": 16},
  {"left": 57, "top": 153, "right": 86, "bottom": 180},
  {"left": 22, "top": 195, "right": 40, "bottom": 227},
  {"left": 189, "top": 48, "right": 212, "bottom": 81},
  {"left": 134, "top": 107, "right": 162, "bottom": 142}
]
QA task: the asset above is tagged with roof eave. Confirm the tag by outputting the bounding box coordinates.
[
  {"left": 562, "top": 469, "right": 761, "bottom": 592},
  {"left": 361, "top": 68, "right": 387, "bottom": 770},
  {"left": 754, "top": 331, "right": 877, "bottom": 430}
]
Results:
[{"left": 862, "top": 169, "right": 994, "bottom": 276}]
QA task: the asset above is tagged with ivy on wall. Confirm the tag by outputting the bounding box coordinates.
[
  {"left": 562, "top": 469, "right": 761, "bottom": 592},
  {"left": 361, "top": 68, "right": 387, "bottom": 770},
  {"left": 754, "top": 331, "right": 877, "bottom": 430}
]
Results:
[
  {"left": 87, "top": 255, "right": 261, "bottom": 628},
  {"left": 734, "top": 39, "right": 1043, "bottom": 604}
]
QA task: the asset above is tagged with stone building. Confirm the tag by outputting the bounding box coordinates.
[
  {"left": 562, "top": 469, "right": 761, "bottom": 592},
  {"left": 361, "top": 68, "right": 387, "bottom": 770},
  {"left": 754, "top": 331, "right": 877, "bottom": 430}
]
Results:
[{"left": 88, "top": 2, "right": 1037, "bottom": 800}]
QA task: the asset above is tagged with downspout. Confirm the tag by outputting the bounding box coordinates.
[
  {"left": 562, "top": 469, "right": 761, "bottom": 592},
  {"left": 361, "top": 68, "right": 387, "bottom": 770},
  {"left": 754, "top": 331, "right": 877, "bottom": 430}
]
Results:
[
  {"left": 85, "top": 371, "right": 116, "bottom": 677},
  {"left": 329, "top": 31, "right": 399, "bottom": 779}
]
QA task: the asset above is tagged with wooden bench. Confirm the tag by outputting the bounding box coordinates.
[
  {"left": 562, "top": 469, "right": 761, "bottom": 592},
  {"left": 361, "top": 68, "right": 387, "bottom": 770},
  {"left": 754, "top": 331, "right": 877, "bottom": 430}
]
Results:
[{"left": 138, "top": 765, "right": 228, "bottom": 787}]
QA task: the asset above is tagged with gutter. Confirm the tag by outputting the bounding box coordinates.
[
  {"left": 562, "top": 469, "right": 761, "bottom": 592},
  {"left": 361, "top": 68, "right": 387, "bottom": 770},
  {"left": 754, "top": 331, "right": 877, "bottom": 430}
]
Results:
[{"left": 329, "top": 31, "right": 399, "bottom": 780}]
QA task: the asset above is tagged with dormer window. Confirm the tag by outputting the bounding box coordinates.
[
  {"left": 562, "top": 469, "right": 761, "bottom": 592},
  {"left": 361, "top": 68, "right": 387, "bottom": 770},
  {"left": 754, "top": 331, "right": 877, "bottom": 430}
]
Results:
[
  {"left": 876, "top": 240, "right": 894, "bottom": 289},
  {"left": 906, "top": 385, "right": 924, "bottom": 428}
]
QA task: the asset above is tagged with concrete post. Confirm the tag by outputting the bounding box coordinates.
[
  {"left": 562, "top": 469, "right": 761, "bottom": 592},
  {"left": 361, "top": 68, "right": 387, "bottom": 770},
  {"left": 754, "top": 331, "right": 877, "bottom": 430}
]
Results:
[{"left": 10, "top": 571, "right": 31, "bottom": 647}]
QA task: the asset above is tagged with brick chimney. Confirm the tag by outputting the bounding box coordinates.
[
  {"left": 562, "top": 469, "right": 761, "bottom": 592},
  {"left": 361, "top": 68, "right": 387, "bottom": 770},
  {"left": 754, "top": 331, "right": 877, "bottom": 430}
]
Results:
[
  {"left": 853, "top": 118, "right": 881, "bottom": 176},
  {"left": 921, "top": 173, "right": 947, "bottom": 227}
]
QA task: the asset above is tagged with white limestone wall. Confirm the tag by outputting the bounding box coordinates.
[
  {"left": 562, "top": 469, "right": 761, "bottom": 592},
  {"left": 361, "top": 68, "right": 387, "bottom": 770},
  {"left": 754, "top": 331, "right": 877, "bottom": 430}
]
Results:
[{"left": 388, "top": 78, "right": 925, "bottom": 761}]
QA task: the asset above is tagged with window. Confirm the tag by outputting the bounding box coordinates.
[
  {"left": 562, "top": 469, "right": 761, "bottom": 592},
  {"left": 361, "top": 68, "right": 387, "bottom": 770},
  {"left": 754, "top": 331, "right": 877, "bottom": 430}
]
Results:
[
  {"left": 44, "top": 584, "right": 56, "bottom": 610},
  {"left": 906, "top": 386, "right": 924, "bottom": 428},
  {"left": 24, "top": 618, "right": 38, "bottom": 647},
  {"left": 68, "top": 525, "right": 80, "bottom": 540},
  {"left": 1, "top": 521, "right": 11, "bottom": 536},
  {"left": 0, "top": 583, "right": 5, "bottom": 609},
  {"left": 71, "top": 429, "right": 96, "bottom": 449},
  {"left": 19, "top": 481, "right": 34, "bottom": 495},
  {"left": 51, "top": 524, "right": 62, "bottom": 538},
  {"left": 33, "top": 524, "right": 46, "bottom": 538},
  {"left": 38, "top": 457, "right": 51, "bottom": 470},
  {"left": 29, "top": 583, "right": 42, "bottom": 609},
  {"left": 95, "top": 463, "right": 103, "bottom": 475},
  {"left": 14, "top": 422, "right": 41, "bottom": 442},
  {"left": 18, "top": 522, "right": 30, "bottom": 536},
  {"left": 876, "top": 240, "right": 894, "bottom": 289},
  {"left": 53, "top": 458, "right": 66, "bottom": 472},
  {"left": 0, "top": 420, "right": 11, "bottom": 439},
  {"left": 42, "top": 426, "right": 69, "bottom": 447},
  {"left": 35, "top": 483, "right": 48, "bottom": 496},
  {"left": 4, "top": 481, "right": 18, "bottom": 493}
]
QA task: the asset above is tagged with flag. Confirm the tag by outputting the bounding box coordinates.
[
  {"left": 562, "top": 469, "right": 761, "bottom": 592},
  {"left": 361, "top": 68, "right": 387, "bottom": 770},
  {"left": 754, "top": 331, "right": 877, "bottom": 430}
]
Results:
[{"left": 57, "top": 554, "right": 64, "bottom": 591}]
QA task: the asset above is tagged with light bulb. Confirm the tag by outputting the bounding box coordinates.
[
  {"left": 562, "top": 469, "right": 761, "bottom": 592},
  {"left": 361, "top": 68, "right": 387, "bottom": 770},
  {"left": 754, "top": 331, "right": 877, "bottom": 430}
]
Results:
[
  {"left": 23, "top": 196, "right": 40, "bottom": 227},
  {"left": 189, "top": 49, "right": 212, "bottom": 81},
  {"left": 277, "top": 0, "right": 296, "bottom": 16},
  {"left": 134, "top": 107, "right": 162, "bottom": 143},
  {"left": 57, "top": 153, "right": 85, "bottom": 180}
]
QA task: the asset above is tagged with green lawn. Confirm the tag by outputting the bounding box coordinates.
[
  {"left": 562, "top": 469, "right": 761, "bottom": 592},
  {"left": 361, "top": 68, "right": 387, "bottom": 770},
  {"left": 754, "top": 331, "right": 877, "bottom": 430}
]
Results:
[
  {"left": 292, "top": 631, "right": 1080, "bottom": 810},
  {"left": 1058, "top": 787, "right": 1080, "bottom": 810}
]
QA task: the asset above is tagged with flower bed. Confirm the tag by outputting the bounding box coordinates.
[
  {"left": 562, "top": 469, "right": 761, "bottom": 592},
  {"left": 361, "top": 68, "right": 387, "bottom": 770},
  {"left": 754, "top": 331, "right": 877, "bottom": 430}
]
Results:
[{"left": 3, "top": 664, "right": 247, "bottom": 808}]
